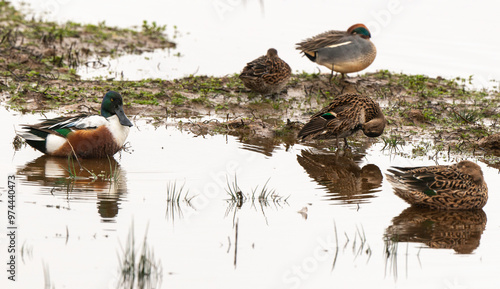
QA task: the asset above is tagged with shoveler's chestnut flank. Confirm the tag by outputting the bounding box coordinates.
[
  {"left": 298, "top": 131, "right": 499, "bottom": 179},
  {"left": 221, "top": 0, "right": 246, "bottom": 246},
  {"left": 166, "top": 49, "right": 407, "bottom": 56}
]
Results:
[
  {"left": 18, "top": 91, "right": 133, "bottom": 158},
  {"left": 296, "top": 24, "right": 376, "bottom": 77},
  {"left": 298, "top": 93, "right": 386, "bottom": 147},
  {"left": 386, "top": 161, "right": 488, "bottom": 210},
  {"left": 239, "top": 48, "right": 291, "bottom": 96}
]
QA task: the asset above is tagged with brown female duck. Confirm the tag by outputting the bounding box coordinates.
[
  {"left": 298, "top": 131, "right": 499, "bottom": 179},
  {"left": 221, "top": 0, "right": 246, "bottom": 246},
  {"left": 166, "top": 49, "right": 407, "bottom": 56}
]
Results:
[
  {"left": 386, "top": 161, "right": 488, "bottom": 210},
  {"left": 298, "top": 93, "right": 386, "bottom": 147},
  {"left": 239, "top": 48, "right": 291, "bottom": 96}
]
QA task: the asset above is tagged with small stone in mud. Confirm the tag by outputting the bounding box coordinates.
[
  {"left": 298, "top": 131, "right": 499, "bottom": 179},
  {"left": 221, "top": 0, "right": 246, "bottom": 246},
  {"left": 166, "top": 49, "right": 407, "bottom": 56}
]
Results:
[
  {"left": 408, "top": 109, "right": 425, "bottom": 123},
  {"left": 43, "top": 49, "right": 56, "bottom": 57}
]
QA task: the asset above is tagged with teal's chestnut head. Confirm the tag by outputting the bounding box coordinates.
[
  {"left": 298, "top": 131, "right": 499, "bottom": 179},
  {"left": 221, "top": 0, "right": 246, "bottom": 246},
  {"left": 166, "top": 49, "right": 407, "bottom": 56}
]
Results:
[{"left": 347, "top": 24, "right": 371, "bottom": 39}]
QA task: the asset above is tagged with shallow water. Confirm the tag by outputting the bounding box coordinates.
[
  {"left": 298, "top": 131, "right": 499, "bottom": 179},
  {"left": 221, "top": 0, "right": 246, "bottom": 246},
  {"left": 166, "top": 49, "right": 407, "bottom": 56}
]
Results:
[{"left": 1, "top": 107, "right": 499, "bottom": 289}]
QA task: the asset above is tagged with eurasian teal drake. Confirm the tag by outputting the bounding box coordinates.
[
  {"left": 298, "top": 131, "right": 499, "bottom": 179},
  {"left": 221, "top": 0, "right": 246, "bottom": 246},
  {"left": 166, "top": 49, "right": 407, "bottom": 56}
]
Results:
[
  {"left": 18, "top": 91, "right": 133, "bottom": 158},
  {"left": 239, "top": 48, "right": 291, "bottom": 96},
  {"left": 386, "top": 161, "right": 488, "bottom": 210},
  {"left": 296, "top": 24, "right": 376, "bottom": 78},
  {"left": 297, "top": 93, "right": 386, "bottom": 146}
]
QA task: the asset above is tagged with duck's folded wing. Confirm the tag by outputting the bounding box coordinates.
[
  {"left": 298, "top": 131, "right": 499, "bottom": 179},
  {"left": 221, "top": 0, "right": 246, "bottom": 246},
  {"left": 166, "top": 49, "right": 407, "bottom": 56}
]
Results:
[
  {"left": 42, "top": 115, "right": 106, "bottom": 129},
  {"left": 298, "top": 116, "right": 330, "bottom": 139},
  {"left": 27, "top": 114, "right": 85, "bottom": 129},
  {"left": 296, "top": 30, "right": 347, "bottom": 52},
  {"left": 388, "top": 168, "right": 439, "bottom": 196},
  {"left": 71, "top": 115, "right": 109, "bottom": 129},
  {"left": 21, "top": 114, "right": 107, "bottom": 137},
  {"left": 18, "top": 115, "right": 84, "bottom": 139}
]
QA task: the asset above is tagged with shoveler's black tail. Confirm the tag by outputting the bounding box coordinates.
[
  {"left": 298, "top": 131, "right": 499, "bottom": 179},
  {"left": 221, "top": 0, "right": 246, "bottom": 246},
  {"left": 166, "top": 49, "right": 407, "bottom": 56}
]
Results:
[{"left": 17, "top": 126, "right": 49, "bottom": 154}]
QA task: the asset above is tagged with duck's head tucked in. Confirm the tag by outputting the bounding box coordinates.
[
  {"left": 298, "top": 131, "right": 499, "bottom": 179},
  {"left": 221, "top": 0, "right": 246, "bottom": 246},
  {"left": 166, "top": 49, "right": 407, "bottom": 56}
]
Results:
[
  {"left": 362, "top": 116, "right": 386, "bottom": 137},
  {"left": 297, "top": 93, "right": 386, "bottom": 148},
  {"left": 266, "top": 48, "right": 278, "bottom": 57},
  {"left": 239, "top": 48, "right": 291, "bottom": 96},
  {"left": 295, "top": 23, "right": 376, "bottom": 76},
  {"left": 456, "top": 160, "right": 484, "bottom": 185},
  {"left": 18, "top": 91, "right": 133, "bottom": 159},
  {"left": 347, "top": 24, "right": 372, "bottom": 39}
]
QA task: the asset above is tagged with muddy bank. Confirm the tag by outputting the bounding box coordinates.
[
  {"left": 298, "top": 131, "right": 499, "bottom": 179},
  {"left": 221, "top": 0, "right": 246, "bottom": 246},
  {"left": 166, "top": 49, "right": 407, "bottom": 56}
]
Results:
[
  {"left": 4, "top": 71, "right": 499, "bottom": 158},
  {"left": 0, "top": 1, "right": 175, "bottom": 82}
]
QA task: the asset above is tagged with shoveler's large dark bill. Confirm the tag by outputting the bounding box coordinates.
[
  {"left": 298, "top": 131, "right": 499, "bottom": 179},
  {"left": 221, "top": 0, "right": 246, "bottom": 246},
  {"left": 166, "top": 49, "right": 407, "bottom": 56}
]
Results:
[{"left": 115, "top": 106, "right": 133, "bottom": 127}]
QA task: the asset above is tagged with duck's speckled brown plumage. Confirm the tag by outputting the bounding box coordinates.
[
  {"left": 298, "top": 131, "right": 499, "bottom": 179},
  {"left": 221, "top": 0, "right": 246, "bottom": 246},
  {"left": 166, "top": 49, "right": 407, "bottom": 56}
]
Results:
[
  {"left": 296, "top": 24, "right": 376, "bottom": 76},
  {"left": 386, "top": 160, "right": 488, "bottom": 210},
  {"left": 297, "top": 93, "right": 386, "bottom": 145},
  {"left": 239, "top": 48, "right": 291, "bottom": 96}
]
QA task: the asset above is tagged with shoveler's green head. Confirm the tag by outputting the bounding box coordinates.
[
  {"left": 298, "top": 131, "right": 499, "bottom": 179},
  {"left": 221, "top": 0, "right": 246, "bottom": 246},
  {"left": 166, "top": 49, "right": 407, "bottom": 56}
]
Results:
[
  {"left": 101, "top": 91, "right": 133, "bottom": 127},
  {"left": 347, "top": 24, "right": 371, "bottom": 39}
]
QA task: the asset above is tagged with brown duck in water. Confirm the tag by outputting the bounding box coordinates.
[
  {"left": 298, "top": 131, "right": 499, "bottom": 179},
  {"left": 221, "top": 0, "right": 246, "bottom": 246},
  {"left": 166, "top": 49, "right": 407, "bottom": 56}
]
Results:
[
  {"left": 239, "top": 48, "right": 291, "bottom": 96},
  {"left": 386, "top": 160, "right": 488, "bottom": 210}
]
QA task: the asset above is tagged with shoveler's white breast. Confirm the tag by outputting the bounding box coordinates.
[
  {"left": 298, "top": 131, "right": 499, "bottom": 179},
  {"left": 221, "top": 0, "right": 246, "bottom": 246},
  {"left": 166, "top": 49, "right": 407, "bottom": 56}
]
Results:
[{"left": 106, "top": 115, "right": 130, "bottom": 147}]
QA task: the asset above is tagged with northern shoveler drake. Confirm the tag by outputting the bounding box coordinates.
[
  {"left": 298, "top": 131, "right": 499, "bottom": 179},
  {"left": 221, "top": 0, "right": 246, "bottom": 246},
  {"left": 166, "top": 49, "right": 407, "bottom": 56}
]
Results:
[
  {"left": 239, "top": 48, "right": 291, "bottom": 96},
  {"left": 17, "top": 91, "right": 133, "bottom": 159},
  {"left": 297, "top": 93, "right": 386, "bottom": 147},
  {"left": 386, "top": 160, "right": 488, "bottom": 210},
  {"left": 296, "top": 24, "right": 376, "bottom": 78}
]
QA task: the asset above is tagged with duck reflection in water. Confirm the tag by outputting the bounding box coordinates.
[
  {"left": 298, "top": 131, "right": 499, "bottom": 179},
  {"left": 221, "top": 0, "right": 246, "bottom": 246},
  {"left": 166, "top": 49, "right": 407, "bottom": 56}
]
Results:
[
  {"left": 297, "top": 149, "right": 382, "bottom": 206},
  {"left": 17, "top": 155, "right": 127, "bottom": 220},
  {"left": 385, "top": 207, "right": 487, "bottom": 254}
]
